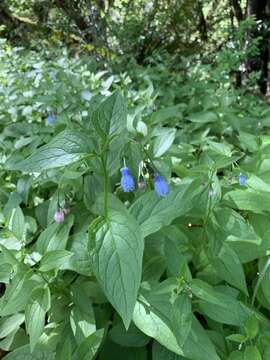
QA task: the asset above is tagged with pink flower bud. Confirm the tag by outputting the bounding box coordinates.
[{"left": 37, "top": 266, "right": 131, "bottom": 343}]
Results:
[
  {"left": 54, "top": 209, "right": 64, "bottom": 224},
  {"left": 138, "top": 175, "right": 146, "bottom": 191}
]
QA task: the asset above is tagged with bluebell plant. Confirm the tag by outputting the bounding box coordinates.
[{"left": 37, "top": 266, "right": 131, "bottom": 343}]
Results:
[
  {"left": 154, "top": 175, "right": 169, "bottom": 197},
  {"left": 120, "top": 167, "right": 135, "bottom": 192}
]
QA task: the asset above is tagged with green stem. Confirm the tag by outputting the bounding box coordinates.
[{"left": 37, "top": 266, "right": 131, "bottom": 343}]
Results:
[
  {"left": 101, "top": 149, "right": 109, "bottom": 219},
  {"left": 252, "top": 256, "right": 270, "bottom": 307}
]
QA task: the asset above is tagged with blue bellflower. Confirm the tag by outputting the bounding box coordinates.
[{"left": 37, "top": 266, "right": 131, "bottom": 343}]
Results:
[
  {"left": 47, "top": 115, "right": 55, "bottom": 124},
  {"left": 239, "top": 173, "right": 246, "bottom": 186},
  {"left": 120, "top": 167, "right": 135, "bottom": 192},
  {"left": 154, "top": 175, "right": 169, "bottom": 197}
]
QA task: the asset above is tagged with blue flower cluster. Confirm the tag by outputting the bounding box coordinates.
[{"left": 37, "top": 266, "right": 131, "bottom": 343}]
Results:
[{"left": 120, "top": 167, "right": 169, "bottom": 197}]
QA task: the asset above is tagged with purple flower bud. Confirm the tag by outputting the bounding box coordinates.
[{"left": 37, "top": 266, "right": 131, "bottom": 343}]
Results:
[
  {"left": 54, "top": 209, "right": 64, "bottom": 224},
  {"left": 47, "top": 115, "right": 55, "bottom": 124},
  {"left": 120, "top": 167, "right": 135, "bottom": 192},
  {"left": 154, "top": 175, "right": 169, "bottom": 197},
  {"left": 239, "top": 173, "right": 246, "bottom": 186},
  {"left": 138, "top": 175, "right": 146, "bottom": 191}
]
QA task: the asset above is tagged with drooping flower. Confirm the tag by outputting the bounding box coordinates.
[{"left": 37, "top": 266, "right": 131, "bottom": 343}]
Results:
[
  {"left": 120, "top": 167, "right": 135, "bottom": 192},
  {"left": 238, "top": 173, "right": 246, "bottom": 186},
  {"left": 47, "top": 114, "right": 55, "bottom": 124},
  {"left": 138, "top": 175, "right": 146, "bottom": 191},
  {"left": 54, "top": 209, "right": 64, "bottom": 224},
  {"left": 154, "top": 175, "right": 169, "bottom": 197}
]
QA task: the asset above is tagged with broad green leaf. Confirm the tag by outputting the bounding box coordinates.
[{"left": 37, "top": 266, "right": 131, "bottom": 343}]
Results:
[
  {"left": 132, "top": 286, "right": 186, "bottom": 355},
  {"left": 7, "top": 207, "right": 25, "bottom": 242},
  {"left": 130, "top": 179, "right": 201, "bottom": 237},
  {"left": 56, "top": 338, "right": 72, "bottom": 360},
  {"left": 152, "top": 341, "right": 183, "bottom": 359},
  {"left": 36, "top": 214, "right": 74, "bottom": 254},
  {"left": 212, "top": 208, "right": 262, "bottom": 263},
  {"left": 228, "top": 351, "right": 244, "bottom": 360},
  {"left": 25, "top": 286, "right": 51, "bottom": 351},
  {"left": 226, "top": 334, "right": 247, "bottom": 343},
  {"left": 153, "top": 128, "right": 176, "bottom": 157},
  {"left": 66, "top": 232, "right": 92, "bottom": 276},
  {"left": 245, "top": 314, "right": 259, "bottom": 339},
  {"left": 92, "top": 90, "right": 127, "bottom": 137},
  {"left": 0, "top": 263, "right": 13, "bottom": 283},
  {"left": 77, "top": 328, "right": 105, "bottom": 360},
  {"left": 244, "top": 346, "right": 262, "bottom": 360},
  {"left": 89, "top": 211, "right": 144, "bottom": 328},
  {"left": 188, "top": 111, "right": 218, "bottom": 123},
  {"left": 3, "top": 345, "right": 54, "bottom": 360},
  {"left": 10, "top": 130, "right": 93, "bottom": 172},
  {"left": 0, "top": 271, "right": 39, "bottom": 316},
  {"left": 223, "top": 189, "right": 270, "bottom": 213},
  {"left": 211, "top": 243, "right": 248, "bottom": 295},
  {"left": 70, "top": 304, "right": 96, "bottom": 345},
  {"left": 191, "top": 279, "right": 250, "bottom": 326},
  {"left": 109, "top": 322, "right": 150, "bottom": 347},
  {"left": 0, "top": 313, "right": 25, "bottom": 338},
  {"left": 0, "top": 229, "right": 22, "bottom": 250},
  {"left": 39, "top": 250, "right": 73, "bottom": 272},
  {"left": 133, "top": 288, "right": 219, "bottom": 359}
]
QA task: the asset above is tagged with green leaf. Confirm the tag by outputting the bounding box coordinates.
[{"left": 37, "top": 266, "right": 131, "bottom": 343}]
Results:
[
  {"left": 133, "top": 287, "right": 219, "bottom": 360},
  {"left": 92, "top": 90, "right": 127, "bottom": 138},
  {"left": 211, "top": 243, "right": 248, "bottom": 295},
  {"left": 191, "top": 279, "right": 250, "bottom": 326},
  {"left": 7, "top": 206, "right": 25, "bottom": 241},
  {"left": 0, "top": 313, "right": 25, "bottom": 338},
  {"left": 130, "top": 179, "right": 201, "bottom": 237},
  {"left": 223, "top": 189, "right": 270, "bottom": 213},
  {"left": 39, "top": 250, "right": 73, "bottom": 272},
  {"left": 89, "top": 212, "right": 144, "bottom": 328},
  {"left": 2, "top": 345, "right": 54, "bottom": 360},
  {"left": 36, "top": 214, "right": 74, "bottom": 254},
  {"left": 245, "top": 314, "right": 259, "bottom": 339},
  {"left": 132, "top": 286, "right": 187, "bottom": 355},
  {"left": 70, "top": 304, "right": 96, "bottom": 345},
  {"left": 109, "top": 322, "right": 150, "bottom": 347},
  {"left": 10, "top": 130, "right": 93, "bottom": 172},
  {"left": 188, "top": 111, "right": 218, "bottom": 123},
  {"left": 25, "top": 286, "right": 51, "bottom": 351},
  {"left": 244, "top": 346, "right": 262, "bottom": 360},
  {"left": 0, "top": 263, "right": 13, "bottom": 283},
  {"left": 153, "top": 128, "right": 176, "bottom": 158},
  {"left": 76, "top": 328, "right": 105, "bottom": 360},
  {"left": 66, "top": 232, "right": 92, "bottom": 276},
  {"left": 152, "top": 341, "right": 183, "bottom": 360},
  {"left": 228, "top": 351, "right": 244, "bottom": 360},
  {"left": 226, "top": 334, "right": 247, "bottom": 343},
  {"left": 0, "top": 271, "right": 39, "bottom": 316}
]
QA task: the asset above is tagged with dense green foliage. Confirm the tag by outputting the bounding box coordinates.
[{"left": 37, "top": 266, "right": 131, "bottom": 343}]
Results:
[{"left": 1, "top": 0, "right": 270, "bottom": 359}]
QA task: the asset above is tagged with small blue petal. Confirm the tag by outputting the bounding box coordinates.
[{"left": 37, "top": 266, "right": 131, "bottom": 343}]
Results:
[
  {"left": 239, "top": 174, "right": 246, "bottom": 186},
  {"left": 154, "top": 175, "right": 169, "bottom": 197},
  {"left": 120, "top": 167, "right": 135, "bottom": 192},
  {"left": 47, "top": 115, "right": 55, "bottom": 124}
]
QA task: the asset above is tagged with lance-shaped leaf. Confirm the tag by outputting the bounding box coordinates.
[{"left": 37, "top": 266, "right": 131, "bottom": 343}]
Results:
[
  {"left": 10, "top": 130, "right": 93, "bottom": 172},
  {"left": 89, "top": 211, "right": 144, "bottom": 328}
]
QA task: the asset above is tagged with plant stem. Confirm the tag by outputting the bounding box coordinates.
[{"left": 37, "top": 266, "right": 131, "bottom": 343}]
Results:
[
  {"left": 101, "top": 147, "right": 109, "bottom": 219},
  {"left": 252, "top": 256, "right": 270, "bottom": 307}
]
